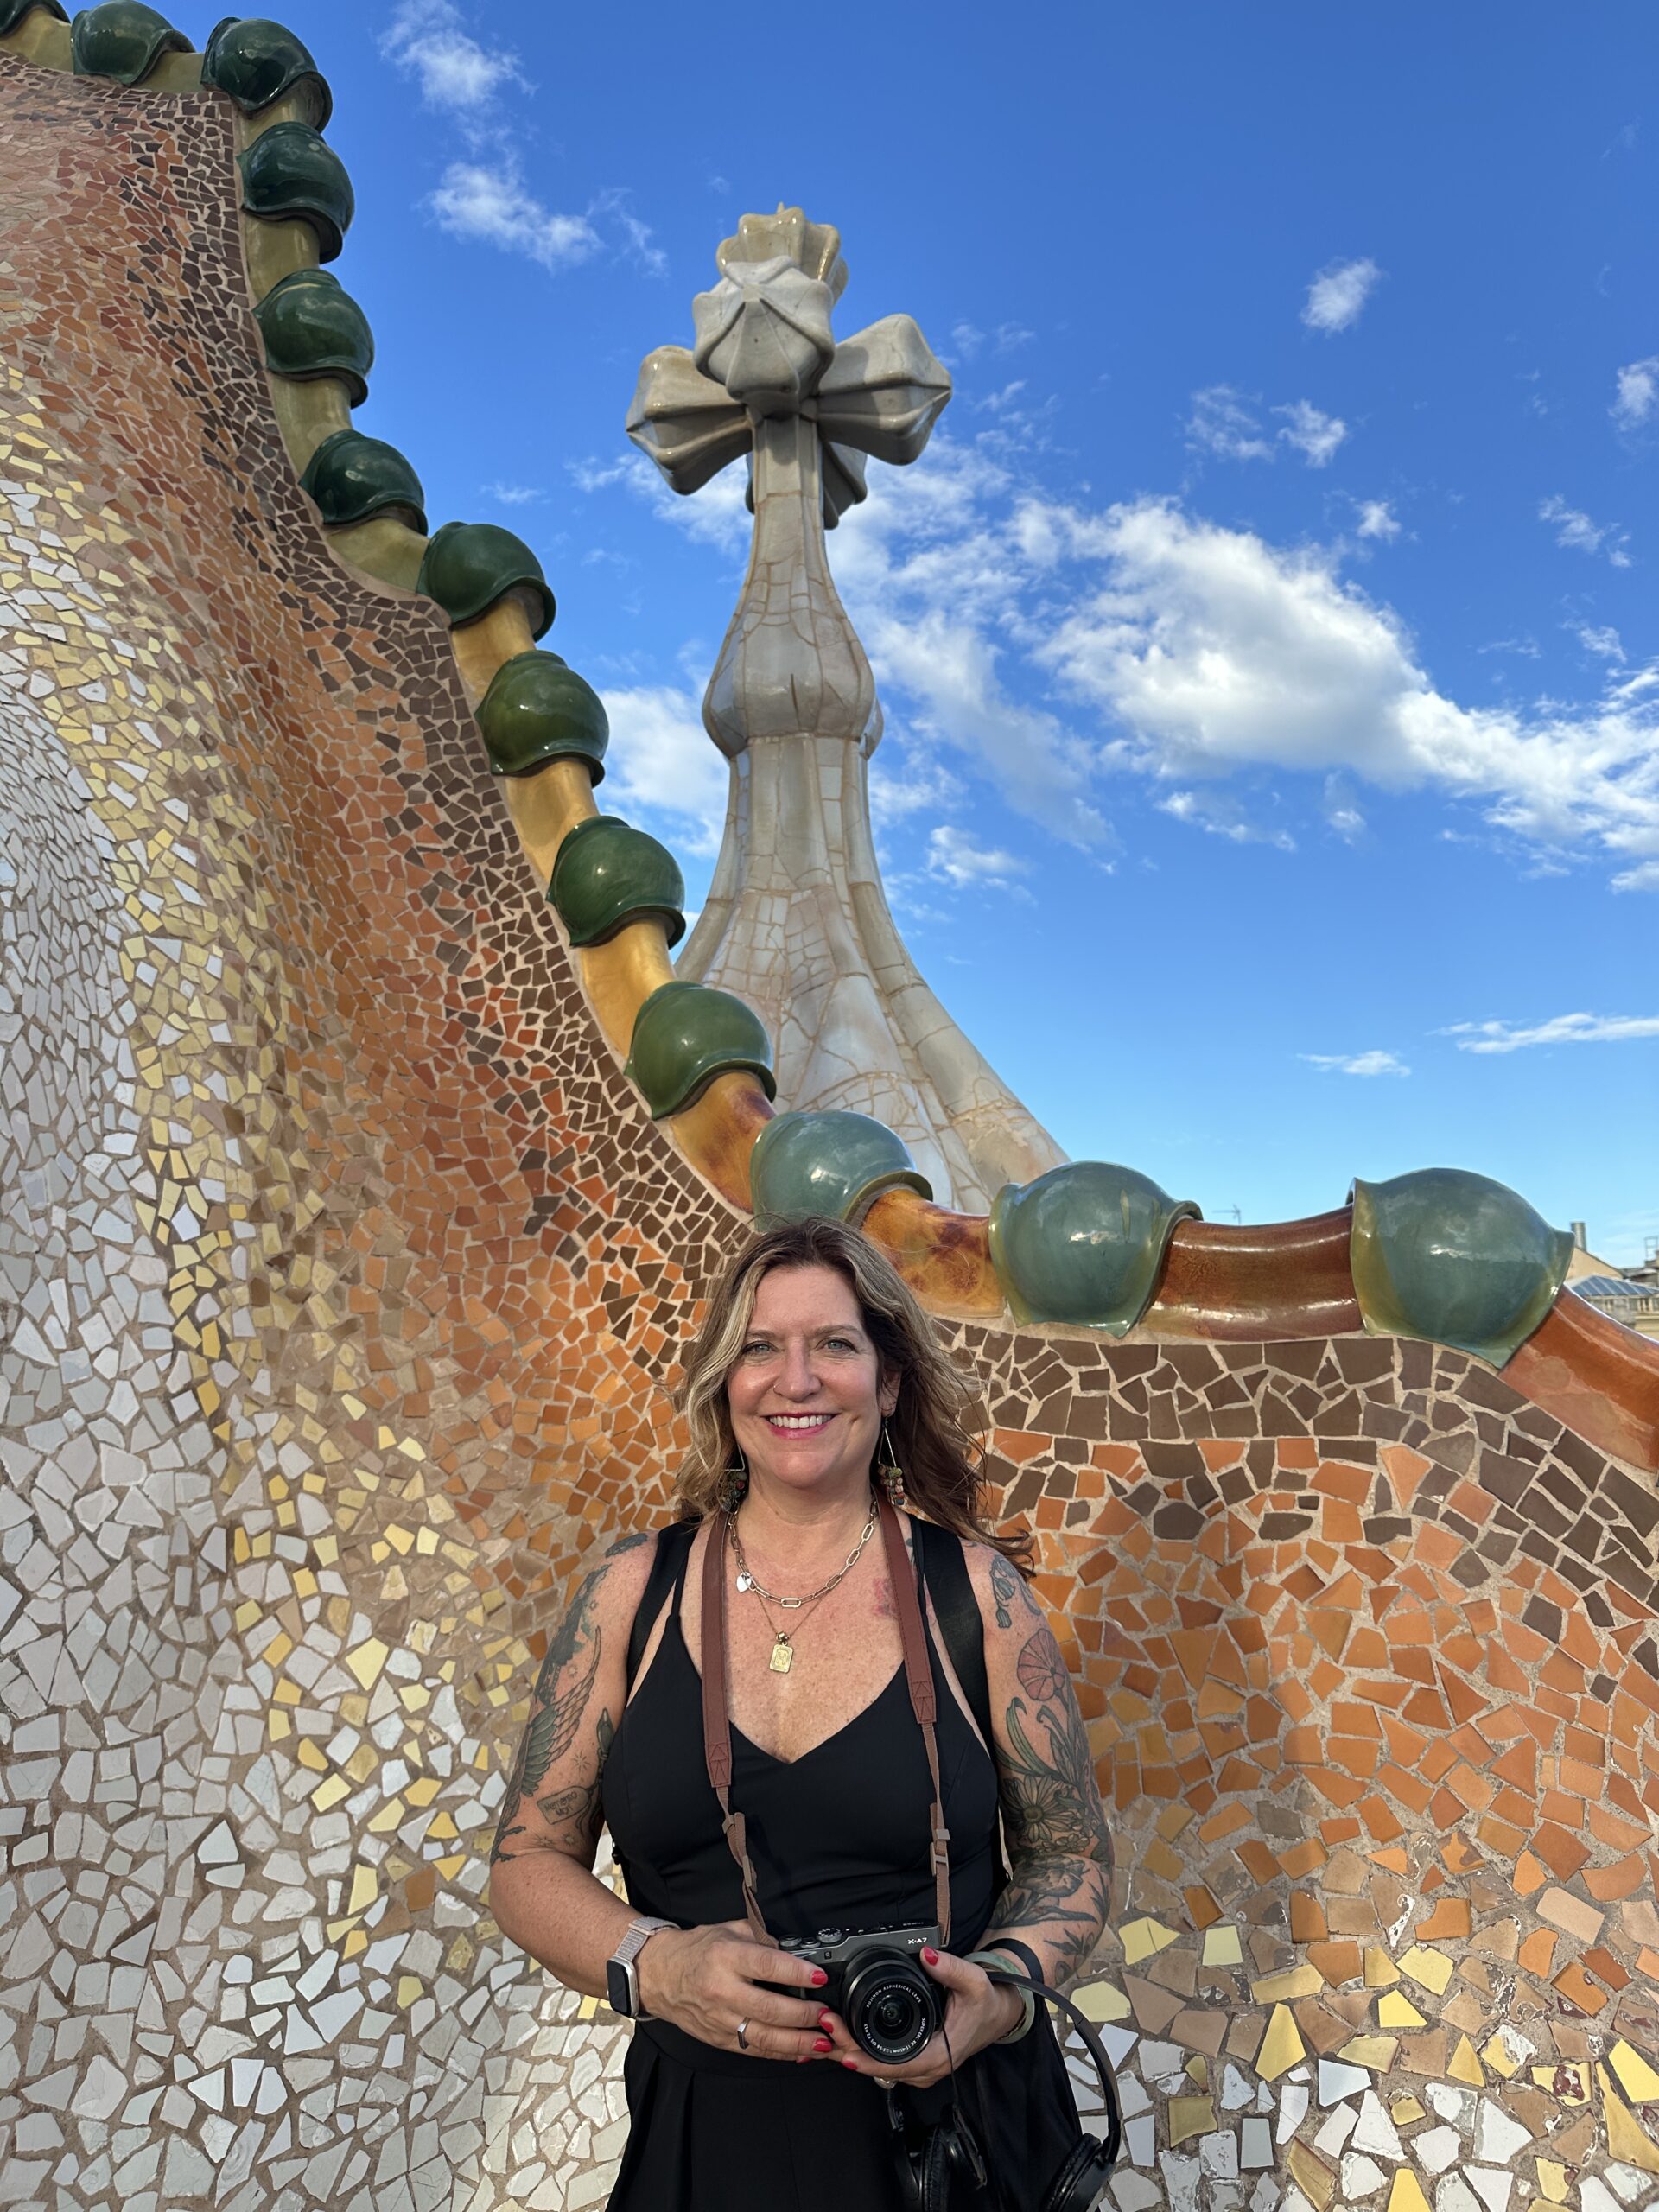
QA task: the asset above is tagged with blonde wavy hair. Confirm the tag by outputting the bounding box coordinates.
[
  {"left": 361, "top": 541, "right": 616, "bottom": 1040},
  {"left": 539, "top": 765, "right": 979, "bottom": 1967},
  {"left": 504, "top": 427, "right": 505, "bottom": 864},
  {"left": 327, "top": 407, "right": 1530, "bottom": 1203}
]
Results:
[{"left": 674, "top": 1217, "right": 1033, "bottom": 1571}]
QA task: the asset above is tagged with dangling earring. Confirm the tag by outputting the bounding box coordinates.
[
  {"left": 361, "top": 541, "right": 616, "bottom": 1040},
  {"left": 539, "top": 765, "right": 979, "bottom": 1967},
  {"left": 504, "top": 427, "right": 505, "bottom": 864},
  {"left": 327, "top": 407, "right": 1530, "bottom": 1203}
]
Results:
[
  {"left": 719, "top": 1444, "right": 749, "bottom": 1515},
  {"left": 877, "top": 1421, "right": 906, "bottom": 1510}
]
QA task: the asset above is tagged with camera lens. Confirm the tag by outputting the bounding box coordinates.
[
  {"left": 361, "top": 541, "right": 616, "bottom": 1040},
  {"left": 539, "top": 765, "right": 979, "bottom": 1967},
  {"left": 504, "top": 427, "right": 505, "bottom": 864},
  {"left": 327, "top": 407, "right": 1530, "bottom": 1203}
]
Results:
[{"left": 842, "top": 1955, "right": 941, "bottom": 2067}]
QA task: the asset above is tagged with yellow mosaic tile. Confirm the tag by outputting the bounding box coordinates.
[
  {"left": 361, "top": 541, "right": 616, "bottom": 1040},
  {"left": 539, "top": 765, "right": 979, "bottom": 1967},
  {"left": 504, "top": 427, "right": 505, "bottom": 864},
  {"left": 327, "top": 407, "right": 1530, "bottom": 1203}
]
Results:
[
  {"left": 1170, "top": 2095, "right": 1217, "bottom": 2145},
  {"left": 1388, "top": 2176, "right": 1433, "bottom": 2212},
  {"left": 1611, "top": 2040, "right": 1659, "bottom": 2104},
  {"left": 1396, "top": 1944, "right": 1454, "bottom": 1996},
  {"left": 1600, "top": 2069, "right": 1659, "bottom": 2175},
  {"left": 1120, "top": 1916, "right": 1180, "bottom": 1965},
  {"left": 1339, "top": 2035, "right": 1401, "bottom": 2071},
  {"left": 1072, "top": 1980, "right": 1131, "bottom": 2022},
  {"left": 1252, "top": 1963, "right": 1325, "bottom": 2003},
  {"left": 1257, "top": 2004, "right": 1307, "bottom": 2082},
  {"left": 1447, "top": 2034, "right": 1485, "bottom": 2087},
  {"left": 1203, "top": 1924, "right": 1244, "bottom": 1968}
]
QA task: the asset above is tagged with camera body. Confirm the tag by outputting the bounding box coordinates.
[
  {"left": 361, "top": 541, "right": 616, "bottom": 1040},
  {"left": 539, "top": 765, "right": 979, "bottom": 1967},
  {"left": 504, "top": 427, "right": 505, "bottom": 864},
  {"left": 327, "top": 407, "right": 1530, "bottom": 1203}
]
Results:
[{"left": 779, "top": 1921, "right": 944, "bottom": 2066}]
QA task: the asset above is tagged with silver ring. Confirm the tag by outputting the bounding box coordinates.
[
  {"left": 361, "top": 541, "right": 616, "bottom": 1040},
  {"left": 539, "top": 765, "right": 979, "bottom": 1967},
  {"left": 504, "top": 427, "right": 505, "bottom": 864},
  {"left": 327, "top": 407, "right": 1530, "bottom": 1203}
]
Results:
[{"left": 736, "top": 2018, "right": 750, "bottom": 2051}]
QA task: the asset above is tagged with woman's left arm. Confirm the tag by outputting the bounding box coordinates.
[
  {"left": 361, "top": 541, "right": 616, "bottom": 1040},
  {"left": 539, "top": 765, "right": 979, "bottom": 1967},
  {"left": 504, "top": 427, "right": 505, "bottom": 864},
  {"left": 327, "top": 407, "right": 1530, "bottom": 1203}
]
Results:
[
  {"left": 820, "top": 1540, "right": 1113, "bottom": 2085},
  {"left": 970, "top": 1547, "right": 1113, "bottom": 1989}
]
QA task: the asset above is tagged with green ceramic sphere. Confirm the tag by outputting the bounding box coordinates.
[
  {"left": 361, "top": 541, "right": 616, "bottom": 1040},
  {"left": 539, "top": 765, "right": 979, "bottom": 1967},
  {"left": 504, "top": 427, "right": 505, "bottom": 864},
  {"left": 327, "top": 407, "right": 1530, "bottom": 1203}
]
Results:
[
  {"left": 476, "top": 651, "right": 607, "bottom": 781},
  {"left": 749, "top": 1110, "right": 931, "bottom": 1229},
  {"left": 253, "top": 268, "right": 372, "bottom": 404},
  {"left": 625, "top": 982, "right": 775, "bottom": 1121},
  {"left": 550, "top": 817, "right": 685, "bottom": 950},
  {"left": 70, "top": 3, "right": 190, "bottom": 84},
  {"left": 298, "top": 429, "right": 426, "bottom": 531},
  {"left": 1351, "top": 1168, "right": 1573, "bottom": 1367},
  {"left": 1, "top": 2, "right": 69, "bottom": 35},
  {"left": 989, "top": 1160, "right": 1200, "bottom": 1334},
  {"left": 202, "top": 16, "right": 331, "bottom": 127},
  {"left": 417, "top": 522, "right": 555, "bottom": 639},
  {"left": 238, "top": 121, "right": 353, "bottom": 264}
]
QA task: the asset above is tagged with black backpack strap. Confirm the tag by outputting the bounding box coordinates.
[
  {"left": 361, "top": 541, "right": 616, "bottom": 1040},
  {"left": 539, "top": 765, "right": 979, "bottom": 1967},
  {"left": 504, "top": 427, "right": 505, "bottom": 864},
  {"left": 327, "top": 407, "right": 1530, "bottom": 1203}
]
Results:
[
  {"left": 625, "top": 1520, "right": 698, "bottom": 1690},
  {"left": 914, "top": 1519, "right": 994, "bottom": 1755}
]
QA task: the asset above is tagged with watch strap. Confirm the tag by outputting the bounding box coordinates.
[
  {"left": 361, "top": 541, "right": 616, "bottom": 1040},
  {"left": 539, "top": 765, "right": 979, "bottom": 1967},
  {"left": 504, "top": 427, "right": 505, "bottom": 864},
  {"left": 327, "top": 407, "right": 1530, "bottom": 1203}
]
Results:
[{"left": 607, "top": 1916, "right": 674, "bottom": 2018}]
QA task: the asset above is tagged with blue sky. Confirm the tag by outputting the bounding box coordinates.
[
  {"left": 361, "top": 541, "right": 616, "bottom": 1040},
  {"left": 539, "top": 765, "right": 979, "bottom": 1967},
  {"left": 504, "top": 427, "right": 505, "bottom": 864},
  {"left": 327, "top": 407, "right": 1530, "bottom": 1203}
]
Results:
[{"left": 240, "top": 3, "right": 1655, "bottom": 1261}]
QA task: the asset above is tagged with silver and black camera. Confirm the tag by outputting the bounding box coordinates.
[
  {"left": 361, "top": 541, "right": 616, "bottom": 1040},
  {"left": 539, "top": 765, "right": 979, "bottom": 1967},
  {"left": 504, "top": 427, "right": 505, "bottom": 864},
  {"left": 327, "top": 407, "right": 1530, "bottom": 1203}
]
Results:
[{"left": 779, "top": 1921, "right": 944, "bottom": 2066}]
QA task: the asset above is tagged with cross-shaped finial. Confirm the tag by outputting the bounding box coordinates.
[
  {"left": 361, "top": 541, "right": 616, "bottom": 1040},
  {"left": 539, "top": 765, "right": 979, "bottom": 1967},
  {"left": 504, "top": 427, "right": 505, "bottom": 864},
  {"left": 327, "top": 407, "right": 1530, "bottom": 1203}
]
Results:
[{"left": 626, "top": 207, "right": 950, "bottom": 755}]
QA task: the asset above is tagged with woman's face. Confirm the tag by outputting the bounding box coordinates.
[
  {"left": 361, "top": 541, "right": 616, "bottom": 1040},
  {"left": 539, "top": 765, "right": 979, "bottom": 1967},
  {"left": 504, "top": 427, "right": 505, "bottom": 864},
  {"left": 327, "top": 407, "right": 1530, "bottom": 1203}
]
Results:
[{"left": 726, "top": 1262, "right": 899, "bottom": 1503}]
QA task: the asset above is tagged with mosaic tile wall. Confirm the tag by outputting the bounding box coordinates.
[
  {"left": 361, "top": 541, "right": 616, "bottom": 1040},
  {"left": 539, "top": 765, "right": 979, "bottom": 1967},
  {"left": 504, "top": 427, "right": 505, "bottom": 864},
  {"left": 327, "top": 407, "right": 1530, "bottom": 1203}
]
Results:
[{"left": 3, "top": 52, "right": 1659, "bottom": 2212}]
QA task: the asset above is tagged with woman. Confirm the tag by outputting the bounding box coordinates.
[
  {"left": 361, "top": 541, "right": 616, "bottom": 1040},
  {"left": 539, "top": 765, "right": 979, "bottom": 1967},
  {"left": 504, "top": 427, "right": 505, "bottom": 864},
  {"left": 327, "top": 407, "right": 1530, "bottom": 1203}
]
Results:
[{"left": 489, "top": 1218, "right": 1113, "bottom": 2210}]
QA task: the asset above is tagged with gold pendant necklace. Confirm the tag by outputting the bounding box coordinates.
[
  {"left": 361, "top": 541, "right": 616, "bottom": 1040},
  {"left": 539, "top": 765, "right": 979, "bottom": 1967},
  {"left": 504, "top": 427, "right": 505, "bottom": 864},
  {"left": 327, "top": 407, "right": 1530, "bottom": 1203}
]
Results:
[
  {"left": 730, "top": 1493, "right": 878, "bottom": 1675},
  {"left": 747, "top": 1579, "right": 830, "bottom": 1674}
]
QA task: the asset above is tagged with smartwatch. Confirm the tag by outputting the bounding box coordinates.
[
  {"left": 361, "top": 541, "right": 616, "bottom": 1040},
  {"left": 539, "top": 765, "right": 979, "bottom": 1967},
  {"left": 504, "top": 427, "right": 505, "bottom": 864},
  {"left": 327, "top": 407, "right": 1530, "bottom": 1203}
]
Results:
[{"left": 605, "top": 1916, "right": 675, "bottom": 2019}]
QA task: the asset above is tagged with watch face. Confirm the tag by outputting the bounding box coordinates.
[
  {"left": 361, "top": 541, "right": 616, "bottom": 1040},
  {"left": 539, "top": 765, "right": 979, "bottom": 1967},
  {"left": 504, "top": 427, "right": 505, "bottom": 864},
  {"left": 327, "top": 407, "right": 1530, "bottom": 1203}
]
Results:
[{"left": 606, "top": 1958, "right": 634, "bottom": 2018}]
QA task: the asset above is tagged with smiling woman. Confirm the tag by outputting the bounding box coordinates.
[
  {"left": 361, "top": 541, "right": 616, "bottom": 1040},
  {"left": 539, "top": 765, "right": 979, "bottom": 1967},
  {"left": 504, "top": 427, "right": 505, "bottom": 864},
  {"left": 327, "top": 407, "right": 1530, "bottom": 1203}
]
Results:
[{"left": 487, "top": 1218, "right": 1116, "bottom": 2211}]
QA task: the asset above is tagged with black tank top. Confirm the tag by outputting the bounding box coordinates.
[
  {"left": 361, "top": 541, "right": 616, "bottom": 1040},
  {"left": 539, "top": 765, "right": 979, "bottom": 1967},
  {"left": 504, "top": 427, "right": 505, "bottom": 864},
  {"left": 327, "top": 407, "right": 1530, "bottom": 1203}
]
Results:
[{"left": 601, "top": 1525, "right": 1001, "bottom": 1946}]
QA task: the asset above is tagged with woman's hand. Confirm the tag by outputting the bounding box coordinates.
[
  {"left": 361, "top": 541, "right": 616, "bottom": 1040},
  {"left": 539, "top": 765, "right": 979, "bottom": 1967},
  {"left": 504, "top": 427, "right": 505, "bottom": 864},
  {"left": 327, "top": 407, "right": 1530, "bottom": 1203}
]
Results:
[
  {"left": 636, "top": 1920, "right": 836, "bottom": 2063},
  {"left": 817, "top": 1947, "right": 1025, "bottom": 2088}
]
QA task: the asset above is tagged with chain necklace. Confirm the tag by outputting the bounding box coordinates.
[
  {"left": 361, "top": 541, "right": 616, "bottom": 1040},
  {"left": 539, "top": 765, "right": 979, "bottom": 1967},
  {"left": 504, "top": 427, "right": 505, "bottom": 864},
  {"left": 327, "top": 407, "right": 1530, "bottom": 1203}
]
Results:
[{"left": 729, "top": 1492, "right": 877, "bottom": 1675}]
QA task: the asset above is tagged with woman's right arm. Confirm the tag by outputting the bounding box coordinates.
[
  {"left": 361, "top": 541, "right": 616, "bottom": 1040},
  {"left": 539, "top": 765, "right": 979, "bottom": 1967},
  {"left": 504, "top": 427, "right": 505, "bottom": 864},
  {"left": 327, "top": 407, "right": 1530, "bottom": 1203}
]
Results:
[
  {"left": 487, "top": 1531, "right": 654, "bottom": 1994},
  {"left": 487, "top": 1530, "right": 831, "bottom": 2061}
]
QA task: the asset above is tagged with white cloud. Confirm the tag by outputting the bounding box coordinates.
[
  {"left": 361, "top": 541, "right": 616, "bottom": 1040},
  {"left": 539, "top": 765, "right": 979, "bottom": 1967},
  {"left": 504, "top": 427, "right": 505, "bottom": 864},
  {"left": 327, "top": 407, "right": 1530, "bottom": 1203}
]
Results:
[
  {"left": 1187, "top": 390, "right": 1346, "bottom": 467},
  {"left": 386, "top": 14, "right": 657, "bottom": 278},
  {"left": 1302, "top": 257, "right": 1382, "bottom": 334},
  {"left": 588, "top": 188, "right": 665, "bottom": 276},
  {"left": 1612, "top": 357, "right": 1659, "bottom": 430},
  {"left": 597, "top": 685, "right": 728, "bottom": 855},
  {"left": 861, "top": 600, "right": 1107, "bottom": 842},
  {"left": 869, "top": 744, "right": 963, "bottom": 819},
  {"left": 952, "top": 321, "right": 1034, "bottom": 361},
  {"left": 588, "top": 411, "right": 1659, "bottom": 893},
  {"left": 1356, "top": 499, "right": 1400, "bottom": 541},
  {"left": 1275, "top": 400, "right": 1347, "bottom": 467},
  {"left": 925, "top": 824, "right": 1027, "bottom": 887},
  {"left": 1323, "top": 775, "right": 1367, "bottom": 840},
  {"left": 382, "top": 0, "right": 519, "bottom": 111},
  {"left": 1442, "top": 1012, "right": 1659, "bottom": 1054},
  {"left": 1539, "top": 493, "right": 1631, "bottom": 568},
  {"left": 1573, "top": 622, "right": 1624, "bottom": 663},
  {"left": 1186, "top": 386, "right": 1273, "bottom": 463},
  {"left": 482, "top": 480, "right": 544, "bottom": 505},
  {"left": 1300, "top": 1049, "right": 1410, "bottom": 1077},
  {"left": 1035, "top": 498, "right": 1659, "bottom": 887},
  {"left": 976, "top": 380, "right": 1028, "bottom": 416},
  {"left": 1159, "top": 789, "right": 1294, "bottom": 849},
  {"left": 429, "top": 159, "right": 599, "bottom": 270},
  {"left": 573, "top": 450, "right": 751, "bottom": 553}
]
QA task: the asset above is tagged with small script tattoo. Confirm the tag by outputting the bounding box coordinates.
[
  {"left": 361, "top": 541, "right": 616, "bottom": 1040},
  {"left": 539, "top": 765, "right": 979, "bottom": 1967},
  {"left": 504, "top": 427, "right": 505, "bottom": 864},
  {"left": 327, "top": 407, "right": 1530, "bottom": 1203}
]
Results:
[{"left": 490, "top": 1534, "right": 645, "bottom": 1866}]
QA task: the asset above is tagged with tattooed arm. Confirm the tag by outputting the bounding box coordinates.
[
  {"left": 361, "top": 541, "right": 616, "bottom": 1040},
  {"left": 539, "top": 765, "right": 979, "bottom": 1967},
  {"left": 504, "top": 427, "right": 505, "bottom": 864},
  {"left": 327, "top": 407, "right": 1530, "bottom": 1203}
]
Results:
[
  {"left": 968, "top": 1548, "right": 1113, "bottom": 1991},
  {"left": 489, "top": 1525, "right": 834, "bottom": 2061},
  {"left": 486, "top": 1533, "right": 656, "bottom": 1996}
]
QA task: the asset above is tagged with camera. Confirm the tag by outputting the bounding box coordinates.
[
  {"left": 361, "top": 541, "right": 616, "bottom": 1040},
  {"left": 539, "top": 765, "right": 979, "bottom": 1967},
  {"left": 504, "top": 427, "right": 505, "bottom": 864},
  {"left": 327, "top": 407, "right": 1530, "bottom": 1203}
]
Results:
[{"left": 779, "top": 1922, "right": 944, "bottom": 2066}]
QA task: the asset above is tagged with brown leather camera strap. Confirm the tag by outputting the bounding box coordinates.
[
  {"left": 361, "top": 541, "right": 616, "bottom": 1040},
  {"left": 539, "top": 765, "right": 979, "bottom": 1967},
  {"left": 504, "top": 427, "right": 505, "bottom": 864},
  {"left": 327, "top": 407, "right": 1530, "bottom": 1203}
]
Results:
[
  {"left": 699, "top": 1494, "right": 953, "bottom": 1947},
  {"left": 699, "top": 1508, "right": 769, "bottom": 1943}
]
